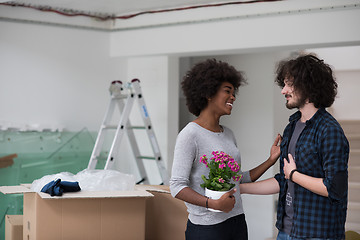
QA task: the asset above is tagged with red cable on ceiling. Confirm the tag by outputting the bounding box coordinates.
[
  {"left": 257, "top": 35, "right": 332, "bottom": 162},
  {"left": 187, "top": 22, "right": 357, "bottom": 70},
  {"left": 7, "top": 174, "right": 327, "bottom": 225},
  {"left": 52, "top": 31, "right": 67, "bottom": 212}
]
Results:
[
  {"left": 0, "top": 0, "right": 284, "bottom": 21},
  {"left": 115, "top": 0, "right": 284, "bottom": 19}
]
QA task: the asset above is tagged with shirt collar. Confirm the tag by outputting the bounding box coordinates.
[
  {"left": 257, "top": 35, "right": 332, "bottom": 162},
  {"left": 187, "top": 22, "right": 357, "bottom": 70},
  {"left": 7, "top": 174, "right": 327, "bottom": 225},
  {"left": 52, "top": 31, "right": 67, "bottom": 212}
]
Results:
[{"left": 288, "top": 108, "right": 326, "bottom": 126}]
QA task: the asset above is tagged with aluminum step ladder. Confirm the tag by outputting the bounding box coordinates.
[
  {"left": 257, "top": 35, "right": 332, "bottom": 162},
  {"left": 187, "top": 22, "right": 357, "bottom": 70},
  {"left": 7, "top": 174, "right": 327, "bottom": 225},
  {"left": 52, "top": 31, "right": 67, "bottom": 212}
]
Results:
[{"left": 87, "top": 79, "right": 168, "bottom": 185}]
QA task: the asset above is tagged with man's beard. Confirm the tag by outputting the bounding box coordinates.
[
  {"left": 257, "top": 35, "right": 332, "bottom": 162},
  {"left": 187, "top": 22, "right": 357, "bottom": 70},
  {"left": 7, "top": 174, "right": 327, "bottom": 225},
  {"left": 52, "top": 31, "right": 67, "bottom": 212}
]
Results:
[{"left": 285, "top": 94, "right": 307, "bottom": 109}]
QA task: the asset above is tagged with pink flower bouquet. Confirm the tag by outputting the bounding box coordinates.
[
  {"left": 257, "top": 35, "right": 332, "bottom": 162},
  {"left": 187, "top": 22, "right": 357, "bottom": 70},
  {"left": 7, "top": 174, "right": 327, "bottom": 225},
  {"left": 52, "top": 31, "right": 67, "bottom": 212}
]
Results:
[{"left": 200, "top": 151, "right": 242, "bottom": 191}]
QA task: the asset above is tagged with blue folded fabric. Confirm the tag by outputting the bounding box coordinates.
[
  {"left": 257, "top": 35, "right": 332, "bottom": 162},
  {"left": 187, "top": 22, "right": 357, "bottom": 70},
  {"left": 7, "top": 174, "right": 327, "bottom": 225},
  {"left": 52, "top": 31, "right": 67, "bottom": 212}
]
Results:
[
  {"left": 41, "top": 179, "right": 63, "bottom": 196},
  {"left": 41, "top": 179, "right": 81, "bottom": 196},
  {"left": 59, "top": 181, "right": 81, "bottom": 192}
]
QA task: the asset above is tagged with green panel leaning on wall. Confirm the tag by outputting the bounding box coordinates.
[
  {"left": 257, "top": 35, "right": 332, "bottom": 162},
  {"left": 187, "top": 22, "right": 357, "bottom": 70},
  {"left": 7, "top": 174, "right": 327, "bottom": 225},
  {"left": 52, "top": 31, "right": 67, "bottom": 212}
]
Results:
[{"left": 0, "top": 128, "right": 103, "bottom": 239}]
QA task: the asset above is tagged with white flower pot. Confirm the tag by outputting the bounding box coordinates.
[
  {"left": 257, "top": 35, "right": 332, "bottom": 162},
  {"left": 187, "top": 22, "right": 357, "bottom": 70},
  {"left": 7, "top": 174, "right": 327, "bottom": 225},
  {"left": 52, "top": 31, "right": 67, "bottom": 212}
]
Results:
[{"left": 204, "top": 188, "right": 230, "bottom": 212}]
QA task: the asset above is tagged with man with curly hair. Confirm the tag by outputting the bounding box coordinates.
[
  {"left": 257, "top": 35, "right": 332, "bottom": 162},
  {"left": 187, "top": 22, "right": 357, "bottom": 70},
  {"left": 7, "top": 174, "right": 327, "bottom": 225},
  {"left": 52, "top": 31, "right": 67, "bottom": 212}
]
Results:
[
  {"left": 240, "top": 54, "right": 349, "bottom": 240},
  {"left": 170, "top": 59, "right": 281, "bottom": 240}
]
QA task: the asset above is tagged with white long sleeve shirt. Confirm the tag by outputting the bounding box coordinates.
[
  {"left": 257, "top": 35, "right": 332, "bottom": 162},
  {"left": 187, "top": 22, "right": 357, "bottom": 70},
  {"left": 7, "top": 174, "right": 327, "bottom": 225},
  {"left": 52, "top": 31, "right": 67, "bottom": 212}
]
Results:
[{"left": 170, "top": 122, "right": 251, "bottom": 225}]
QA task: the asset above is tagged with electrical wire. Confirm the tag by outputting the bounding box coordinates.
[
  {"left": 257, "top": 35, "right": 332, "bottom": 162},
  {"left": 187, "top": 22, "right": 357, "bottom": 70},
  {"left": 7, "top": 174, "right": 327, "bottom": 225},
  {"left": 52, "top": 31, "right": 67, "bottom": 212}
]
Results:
[
  {"left": 115, "top": 0, "right": 283, "bottom": 19},
  {"left": 0, "top": 0, "right": 284, "bottom": 21},
  {"left": 0, "top": 2, "right": 113, "bottom": 21}
]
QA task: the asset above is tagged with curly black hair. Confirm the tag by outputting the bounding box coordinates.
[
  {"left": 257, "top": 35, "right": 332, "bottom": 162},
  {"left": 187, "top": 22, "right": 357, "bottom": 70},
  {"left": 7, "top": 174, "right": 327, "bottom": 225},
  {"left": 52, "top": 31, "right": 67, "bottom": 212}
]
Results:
[
  {"left": 275, "top": 54, "right": 338, "bottom": 108},
  {"left": 182, "top": 58, "right": 246, "bottom": 116}
]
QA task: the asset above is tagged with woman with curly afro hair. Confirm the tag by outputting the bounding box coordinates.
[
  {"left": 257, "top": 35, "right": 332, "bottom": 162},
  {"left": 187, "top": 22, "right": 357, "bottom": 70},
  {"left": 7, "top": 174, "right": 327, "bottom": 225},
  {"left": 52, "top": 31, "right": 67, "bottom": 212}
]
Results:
[{"left": 170, "top": 59, "right": 281, "bottom": 240}]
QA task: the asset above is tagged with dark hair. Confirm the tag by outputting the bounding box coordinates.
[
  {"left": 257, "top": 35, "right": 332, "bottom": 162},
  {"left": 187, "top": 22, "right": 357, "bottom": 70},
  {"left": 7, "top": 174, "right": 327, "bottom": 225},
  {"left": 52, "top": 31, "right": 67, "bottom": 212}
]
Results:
[
  {"left": 181, "top": 58, "right": 246, "bottom": 116},
  {"left": 275, "top": 54, "right": 337, "bottom": 108}
]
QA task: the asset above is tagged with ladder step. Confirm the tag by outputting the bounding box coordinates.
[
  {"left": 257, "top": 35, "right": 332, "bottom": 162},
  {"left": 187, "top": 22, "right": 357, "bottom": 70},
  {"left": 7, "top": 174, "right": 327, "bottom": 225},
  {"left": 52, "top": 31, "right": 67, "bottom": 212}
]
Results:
[
  {"left": 102, "top": 125, "right": 118, "bottom": 129},
  {"left": 112, "top": 95, "right": 128, "bottom": 99},
  {"left": 102, "top": 125, "right": 146, "bottom": 129},
  {"left": 138, "top": 156, "right": 156, "bottom": 160},
  {"left": 136, "top": 178, "right": 146, "bottom": 184},
  {"left": 130, "top": 126, "right": 146, "bottom": 130},
  {"left": 102, "top": 125, "right": 147, "bottom": 130}
]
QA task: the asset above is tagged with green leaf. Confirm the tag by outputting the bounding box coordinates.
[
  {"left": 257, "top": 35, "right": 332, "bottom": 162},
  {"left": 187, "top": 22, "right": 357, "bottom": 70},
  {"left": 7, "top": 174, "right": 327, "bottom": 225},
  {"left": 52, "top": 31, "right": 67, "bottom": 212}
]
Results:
[
  {"left": 223, "top": 182, "right": 231, "bottom": 189},
  {"left": 214, "top": 182, "right": 222, "bottom": 189},
  {"left": 201, "top": 175, "right": 207, "bottom": 182}
]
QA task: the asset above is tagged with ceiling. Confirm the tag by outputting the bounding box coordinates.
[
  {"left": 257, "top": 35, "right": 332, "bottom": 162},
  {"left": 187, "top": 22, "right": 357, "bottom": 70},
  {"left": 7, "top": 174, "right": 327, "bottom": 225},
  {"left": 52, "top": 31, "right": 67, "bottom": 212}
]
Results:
[
  {"left": 2, "top": 0, "right": 281, "bottom": 30},
  {"left": 18, "top": 0, "right": 237, "bottom": 15},
  {"left": 3, "top": 0, "right": 356, "bottom": 31},
  {"left": 0, "top": 0, "right": 254, "bottom": 20}
]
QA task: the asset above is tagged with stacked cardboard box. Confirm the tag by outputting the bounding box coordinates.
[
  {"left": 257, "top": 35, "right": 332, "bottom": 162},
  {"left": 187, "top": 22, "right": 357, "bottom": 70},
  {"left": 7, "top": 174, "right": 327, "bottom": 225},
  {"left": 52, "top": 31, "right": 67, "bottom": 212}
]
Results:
[
  {"left": 1, "top": 185, "right": 188, "bottom": 240},
  {"left": 5, "top": 215, "right": 23, "bottom": 240},
  {"left": 137, "top": 185, "right": 188, "bottom": 240}
]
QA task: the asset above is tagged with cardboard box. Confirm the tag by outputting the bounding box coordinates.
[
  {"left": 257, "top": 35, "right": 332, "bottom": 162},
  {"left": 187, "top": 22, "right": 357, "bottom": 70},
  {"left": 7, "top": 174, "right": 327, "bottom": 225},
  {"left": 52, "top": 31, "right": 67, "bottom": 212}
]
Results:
[
  {"left": 5, "top": 215, "right": 23, "bottom": 240},
  {"left": 0, "top": 185, "right": 153, "bottom": 240},
  {"left": 136, "top": 185, "right": 188, "bottom": 240}
]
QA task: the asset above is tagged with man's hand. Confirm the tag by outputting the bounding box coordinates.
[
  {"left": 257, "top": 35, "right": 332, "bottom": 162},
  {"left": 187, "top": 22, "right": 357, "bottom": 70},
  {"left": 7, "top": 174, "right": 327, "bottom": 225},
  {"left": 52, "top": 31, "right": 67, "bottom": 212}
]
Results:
[{"left": 284, "top": 153, "right": 297, "bottom": 179}]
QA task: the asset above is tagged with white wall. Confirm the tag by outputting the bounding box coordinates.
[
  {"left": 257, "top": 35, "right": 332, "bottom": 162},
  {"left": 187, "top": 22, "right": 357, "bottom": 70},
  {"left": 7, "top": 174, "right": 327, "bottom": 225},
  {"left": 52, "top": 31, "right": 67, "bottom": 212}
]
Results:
[
  {"left": 117, "top": 56, "right": 179, "bottom": 183},
  {"left": 178, "top": 46, "right": 360, "bottom": 239},
  {"left": 180, "top": 52, "right": 292, "bottom": 239},
  {"left": 332, "top": 70, "right": 360, "bottom": 120},
  {"left": 0, "top": 20, "right": 177, "bottom": 184},
  {"left": 307, "top": 46, "right": 360, "bottom": 71},
  {"left": 1, "top": 1, "right": 360, "bottom": 239},
  {"left": 0, "top": 21, "right": 125, "bottom": 132},
  {"left": 306, "top": 46, "right": 360, "bottom": 120},
  {"left": 218, "top": 53, "right": 283, "bottom": 240}
]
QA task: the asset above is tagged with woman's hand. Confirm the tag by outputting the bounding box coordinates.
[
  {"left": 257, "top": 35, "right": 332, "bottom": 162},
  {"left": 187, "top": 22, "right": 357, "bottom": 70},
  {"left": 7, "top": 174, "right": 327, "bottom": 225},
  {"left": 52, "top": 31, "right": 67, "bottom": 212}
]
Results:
[
  {"left": 209, "top": 188, "right": 236, "bottom": 213},
  {"left": 249, "top": 134, "right": 282, "bottom": 182},
  {"left": 269, "top": 134, "right": 282, "bottom": 165}
]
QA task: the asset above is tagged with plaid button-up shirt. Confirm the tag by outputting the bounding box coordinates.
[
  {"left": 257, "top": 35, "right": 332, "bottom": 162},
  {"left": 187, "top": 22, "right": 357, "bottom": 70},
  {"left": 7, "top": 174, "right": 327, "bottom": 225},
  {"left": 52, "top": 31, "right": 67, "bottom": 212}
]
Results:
[{"left": 275, "top": 108, "right": 349, "bottom": 239}]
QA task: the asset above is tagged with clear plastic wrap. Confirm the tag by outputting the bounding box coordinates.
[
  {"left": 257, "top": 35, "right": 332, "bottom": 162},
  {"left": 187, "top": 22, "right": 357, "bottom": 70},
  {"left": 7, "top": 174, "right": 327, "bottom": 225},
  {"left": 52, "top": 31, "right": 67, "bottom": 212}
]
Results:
[{"left": 31, "top": 169, "right": 135, "bottom": 192}]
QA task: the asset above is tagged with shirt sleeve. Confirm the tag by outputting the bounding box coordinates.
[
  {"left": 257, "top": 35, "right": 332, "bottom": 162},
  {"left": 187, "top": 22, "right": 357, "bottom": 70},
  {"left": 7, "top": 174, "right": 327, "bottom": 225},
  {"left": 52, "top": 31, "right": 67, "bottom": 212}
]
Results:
[
  {"left": 274, "top": 173, "right": 283, "bottom": 185},
  {"left": 169, "top": 129, "right": 197, "bottom": 198},
  {"left": 321, "top": 126, "right": 349, "bottom": 202},
  {"left": 240, "top": 170, "right": 251, "bottom": 183}
]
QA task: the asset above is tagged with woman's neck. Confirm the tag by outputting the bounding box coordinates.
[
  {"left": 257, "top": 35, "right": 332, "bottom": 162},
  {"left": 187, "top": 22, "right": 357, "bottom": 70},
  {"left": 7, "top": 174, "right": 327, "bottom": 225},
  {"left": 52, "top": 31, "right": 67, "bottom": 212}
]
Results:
[{"left": 193, "top": 112, "right": 222, "bottom": 132}]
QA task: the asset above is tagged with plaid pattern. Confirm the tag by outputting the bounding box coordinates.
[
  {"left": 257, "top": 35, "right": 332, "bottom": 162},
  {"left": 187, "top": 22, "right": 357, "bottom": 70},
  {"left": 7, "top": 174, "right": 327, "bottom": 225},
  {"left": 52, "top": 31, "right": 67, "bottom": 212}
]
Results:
[{"left": 275, "top": 108, "right": 349, "bottom": 239}]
